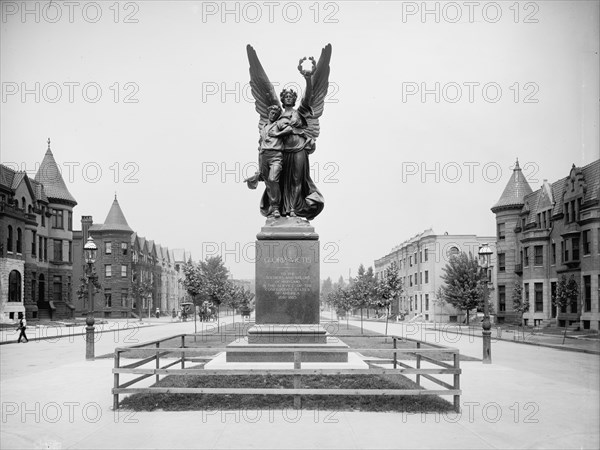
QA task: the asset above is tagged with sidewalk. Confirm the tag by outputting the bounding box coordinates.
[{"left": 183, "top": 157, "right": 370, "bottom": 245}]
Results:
[
  {"left": 0, "top": 316, "right": 209, "bottom": 345},
  {"left": 1, "top": 317, "right": 598, "bottom": 449},
  {"left": 1, "top": 319, "right": 155, "bottom": 345}
]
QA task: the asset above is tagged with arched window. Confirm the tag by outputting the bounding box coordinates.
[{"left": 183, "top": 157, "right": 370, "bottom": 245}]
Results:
[
  {"left": 38, "top": 274, "right": 45, "bottom": 303},
  {"left": 8, "top": 270, "right": 21, "bottom": 302},
  {"left": 446, "top": 246, "right": 460, "bottom": 258},
  {"left": 7, "top": 226, "right": 13, "bottom": 252},
  {"left": 21, "top": 197, "right": 26, "bottom": 211},
  {"left": 16, "top": 228, "right": 22, "bottom": 254}
]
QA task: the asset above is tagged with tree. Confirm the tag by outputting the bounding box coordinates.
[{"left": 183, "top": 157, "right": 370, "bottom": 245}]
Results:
[
  {"left": 512, "top": 283, "right": 529, "bottom": 340},
  {"left": 182, "top": 256, "right": 232, "bottom": 321},
  {"left": 553, "top": 275, "right": 579, "bottom": 314},
  {"left": 439, "top": 252, "right": 485, "bottom": 325},
  {"left": 377, "top": 261, "right": 403, "bottom": 335},
  {"left": 512, "top": 283, "right": 529, "bottom": 323},
  {"left": 320, "top": 277, "right": 334, "bottom": 310},
  {"left": 181, "top": 262, "right": 203, "bottom": 306},
  {"left": 433, "top": 287, "right": 446, "bottom": 329},
  {"left": 131, "top": 268, "right": 153, "bottom": 320},
  {"left": 238, "top": 286, "right": 255, "bottom": 310},
  {"left": 327, "top": 286, "right": 353, "bottom": 329},
  {"left": 553, "top": 275, "right": 580, "bottom": 341},
  {"left": 199, "top": 256, "right": 230, "bottom": 307},
  {"left": 334, "top": 276, "right": 346, "bottom": 290},
  {"left": 350, "top": 264, "right": 378, "bottom": 333},
  {"left": 224, "top": 283, "right": 255, "bottom": 324}
]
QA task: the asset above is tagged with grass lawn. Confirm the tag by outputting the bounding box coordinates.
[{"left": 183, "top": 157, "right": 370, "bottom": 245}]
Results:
[
  {"left": 320, "top": 322, "right": 479, "bottom": 362},
  {"left": 118, "top": 321, "right": 462, "bottom": 412}
]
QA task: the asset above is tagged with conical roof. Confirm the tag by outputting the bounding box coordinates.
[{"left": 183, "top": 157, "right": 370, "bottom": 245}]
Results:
[
  {"left": 34, "top": 139, "right": 77, "bottom": 205},
  {"left": 101, "top": 196, "right": 133, "bottom": 232},
  {"left": 492, "top": 160, "right": 533, "bottom": 211}
]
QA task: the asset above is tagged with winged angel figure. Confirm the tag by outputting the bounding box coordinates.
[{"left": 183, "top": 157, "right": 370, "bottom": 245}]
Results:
[{"left": 245, "top": 44, "right": 332, "bottom": 221}]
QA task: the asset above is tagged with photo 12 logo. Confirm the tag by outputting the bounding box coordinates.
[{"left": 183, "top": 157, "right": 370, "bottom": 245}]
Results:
[
  {"left": 3, "top": 161, "right": 140, "bottom": 184},
  {"left": 401, "top": 82, "right": 539, "bottom": 104},
  {"left": 2, "top": 82, "right": 140, "bottom": 104},
  {"left": 201, "top": 81, "right": 339, "bottom": 105},
  {"left": 1, "top": 1, "right": 140, "bottom": 24},
  {"left": 401, "top": 161, "right": 539, "bottom": 184},
  {"left": 200, "top": 240, "right": 340, "bottom": 264},
  {"left": 1, "top": 402, "right": 138, "bottom": 424},
  {"left": 201, "top": 407, "right": 339, "bottom": 424},
  {"left": 402, "top": 401, "right": 540, "bottom": 424},
  {"left": 200, "top": 161, "right": 339, "bottom": 184},
  {"left": 199, "top": 1, "right": 340, "bottom": 24},
  {"left": 401, "top": 2, "right": 540, "bottom": 24}
]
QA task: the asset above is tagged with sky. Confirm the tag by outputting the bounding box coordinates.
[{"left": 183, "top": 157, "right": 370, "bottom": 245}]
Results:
[{"left": 1, "top": 0, "right": 599, "bottom": 281}]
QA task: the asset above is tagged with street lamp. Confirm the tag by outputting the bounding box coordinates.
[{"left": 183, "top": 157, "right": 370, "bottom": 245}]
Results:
[
  {"left": 478, "top": 243, "right": 493, "bottom": 364},
  {"left": 83, "top": 236, "right": 98, "bottom": 360}
]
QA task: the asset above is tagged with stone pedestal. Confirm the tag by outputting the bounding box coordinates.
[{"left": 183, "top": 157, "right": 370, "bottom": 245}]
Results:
[
  {"left": 254, "top": 219, "right": 320, "bottom": 324},
  {"left": 226, "top": 217, "right": 348, "bottom": 363}
]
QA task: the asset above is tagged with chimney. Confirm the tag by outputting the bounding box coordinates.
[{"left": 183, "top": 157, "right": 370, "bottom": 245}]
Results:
[{"left": 81, "top": 216, "right": 93, "bottom": 241}]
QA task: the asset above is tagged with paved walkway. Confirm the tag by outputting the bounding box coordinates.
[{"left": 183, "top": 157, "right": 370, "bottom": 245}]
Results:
[
  {"left": 1, "top": 317, "right": 598, "bottom": 449},
  {"left": 0, "top": 317, "right": 181, "bottom": 345}
]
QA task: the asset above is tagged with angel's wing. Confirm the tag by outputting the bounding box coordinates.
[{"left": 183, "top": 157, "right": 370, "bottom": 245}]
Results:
[
  {"left": 247, "top": 44, "right": 281, "bottom": 130},
  {"left": 304, "top": 44, "right": 332, "bottom": 142}
]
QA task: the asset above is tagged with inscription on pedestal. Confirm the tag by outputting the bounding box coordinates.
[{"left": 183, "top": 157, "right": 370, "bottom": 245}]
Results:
[
  {"left": 255, "top": 240, "right": 320, "bottom": 324},
  {"left": 264, "top": 272, "right": 311, "bottom": 300}
]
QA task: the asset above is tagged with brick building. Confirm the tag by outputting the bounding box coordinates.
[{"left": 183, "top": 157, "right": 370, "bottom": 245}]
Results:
[
  {"left": 374, "top": 229, "right": 495, "bottom": 323},
  {"left": 0, "top": 140, "right": 77, "bottom": 321},
  {"left": 491, "top": 160, "right": 600, "bottom": 330},
  {"left": 72, "top": 197, "right": 193, "bottom": 318}
]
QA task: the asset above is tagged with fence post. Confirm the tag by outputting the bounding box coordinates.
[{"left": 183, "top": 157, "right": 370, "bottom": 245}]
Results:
[
  {"left": 393, "top": 337, "right": 397, "bottom": 369},
  {"left": 181, "top": 335, "right": 185, "bottom": 369},
  {"left": 113, "top": 350, "right": 121, "bottom": 410},
  {"left": 156, "top": 342, "right": 160, "bottom": 384},
  {"left": 453, "top": 352, "right": 461, "bottom": 413},
  {"left": 416, "top": 342, "right": 421, "bottom": 386},
  {"left": 293, "top": 351, "right": 301, "bottom": 409}
]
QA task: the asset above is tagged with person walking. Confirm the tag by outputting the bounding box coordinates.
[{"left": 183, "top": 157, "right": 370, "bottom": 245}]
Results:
[{"left": 17, "top": 313, "right": 29, "bottom": 343}]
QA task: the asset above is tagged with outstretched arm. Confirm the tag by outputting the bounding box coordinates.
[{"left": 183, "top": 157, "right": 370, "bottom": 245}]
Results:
[{"left": 298, "top": 57, "right": 316, "bottom": 110}]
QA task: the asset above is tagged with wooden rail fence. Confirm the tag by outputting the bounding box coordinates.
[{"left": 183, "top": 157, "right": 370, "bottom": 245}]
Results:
[{"left": 112, "top": 333, "right": 461, "bottom": 412}]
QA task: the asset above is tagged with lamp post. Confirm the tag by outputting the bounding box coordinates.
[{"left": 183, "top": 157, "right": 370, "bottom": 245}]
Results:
[
  {"left": 83, "top": 236, "right": 98, "bottom": 360},
  {"left": 478, "top": 243, "right": 493, "bottom": 364}
]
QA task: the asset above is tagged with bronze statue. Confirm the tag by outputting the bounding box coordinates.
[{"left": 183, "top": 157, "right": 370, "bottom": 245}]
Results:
[{"left": 245, "top": 44, "right": 332, "bottom": 221}]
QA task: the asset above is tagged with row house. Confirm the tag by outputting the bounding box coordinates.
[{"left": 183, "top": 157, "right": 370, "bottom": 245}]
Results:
[
  {"left": 0, "top": 140, "right": 77, "bottom": 321},
  {"left": 492, "top": 160, "right": 600, "bottom": 330},
  {"left": 374, "top": 229, "right": 495, "bottom": 323},
  {"left": 72, "top": 197, "right": 193, "bottom": 318}
]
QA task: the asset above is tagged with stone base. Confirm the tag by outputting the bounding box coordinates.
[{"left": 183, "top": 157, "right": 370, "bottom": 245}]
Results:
[
  {"left": 226, "top": 336, "right": 349, "bottom": 363},
  {"left": 256, "top": 216, "right": 319, "bottom": 240},
  {"left": 247, "top": 324, "right": 327, "bottom": 344},
  {"left": 208, "top": 351, "right": 366, "bottom": 370}
]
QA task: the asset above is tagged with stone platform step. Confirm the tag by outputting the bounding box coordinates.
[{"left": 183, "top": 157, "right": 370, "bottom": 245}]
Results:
[
  {"left": 225, "top": 336, "right": 349, "bottom": 363},
  {"left": 206, "top": 351, "right": 368, "bottom": 370}
]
